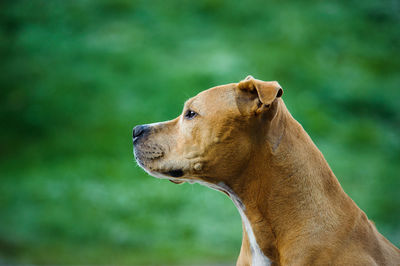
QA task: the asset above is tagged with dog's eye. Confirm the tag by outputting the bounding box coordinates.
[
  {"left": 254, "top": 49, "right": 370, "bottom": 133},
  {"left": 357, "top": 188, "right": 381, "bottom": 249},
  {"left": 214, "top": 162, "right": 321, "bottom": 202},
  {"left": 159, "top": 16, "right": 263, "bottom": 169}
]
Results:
[{"left": 184, "top": 109, "right": 197, "bottom": 120}]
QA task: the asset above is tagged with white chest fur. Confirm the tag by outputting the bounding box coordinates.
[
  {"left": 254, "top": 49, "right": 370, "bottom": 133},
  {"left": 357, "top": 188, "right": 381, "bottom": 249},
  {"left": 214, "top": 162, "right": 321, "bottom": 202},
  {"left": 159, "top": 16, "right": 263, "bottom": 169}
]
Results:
[
  {"left": 199, "top": 181, "right": 271, "bottom": 266},
  {"left": 154, "top": 174, "right": 271, "bottom": 266}
]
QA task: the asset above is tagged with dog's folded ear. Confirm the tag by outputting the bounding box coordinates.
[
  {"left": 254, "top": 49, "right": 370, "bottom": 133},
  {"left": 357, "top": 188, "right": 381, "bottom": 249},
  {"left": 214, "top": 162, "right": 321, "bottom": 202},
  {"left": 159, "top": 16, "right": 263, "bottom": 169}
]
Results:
[{"left": 238, "top": 75, "right": 283, "bottom": 114}]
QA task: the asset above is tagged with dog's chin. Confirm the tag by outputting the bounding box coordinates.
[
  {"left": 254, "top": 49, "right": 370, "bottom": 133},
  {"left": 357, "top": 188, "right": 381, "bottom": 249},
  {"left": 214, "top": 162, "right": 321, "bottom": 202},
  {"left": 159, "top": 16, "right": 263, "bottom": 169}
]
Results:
[
  {"left": 133, "top": 148, "right": 190, "bottom": 184},
  {"left": 134, "top": 158, "right": 187, "bottom": 184},
  {"left": 147, "top": 168, "right": 188, "bottom": 184}
]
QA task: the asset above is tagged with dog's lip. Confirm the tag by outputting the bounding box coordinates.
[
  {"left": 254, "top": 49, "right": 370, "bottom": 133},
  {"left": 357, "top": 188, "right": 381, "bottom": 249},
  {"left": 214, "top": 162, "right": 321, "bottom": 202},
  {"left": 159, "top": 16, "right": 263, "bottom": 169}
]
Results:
[
  {"left": 169, "top": 179, "right": 185, "bottom": 184},
  {"left": 163, "top": 169, "right": 184, "bottom": 178}
]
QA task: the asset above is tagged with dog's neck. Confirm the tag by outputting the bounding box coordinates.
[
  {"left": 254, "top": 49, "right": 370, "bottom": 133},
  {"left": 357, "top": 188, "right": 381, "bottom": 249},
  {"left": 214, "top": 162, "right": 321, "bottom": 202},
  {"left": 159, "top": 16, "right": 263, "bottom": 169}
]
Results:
[{"left": 225, "top": 100, "right": 360, "bottom": 265}]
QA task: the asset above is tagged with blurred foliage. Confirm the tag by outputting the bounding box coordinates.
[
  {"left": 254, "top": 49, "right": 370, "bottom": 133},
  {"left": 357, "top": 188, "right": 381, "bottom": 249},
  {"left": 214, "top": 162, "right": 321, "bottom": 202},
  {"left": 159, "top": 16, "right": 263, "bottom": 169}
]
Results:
[{"left": 0, "top": 0, "right": 399, "bottom": 264}]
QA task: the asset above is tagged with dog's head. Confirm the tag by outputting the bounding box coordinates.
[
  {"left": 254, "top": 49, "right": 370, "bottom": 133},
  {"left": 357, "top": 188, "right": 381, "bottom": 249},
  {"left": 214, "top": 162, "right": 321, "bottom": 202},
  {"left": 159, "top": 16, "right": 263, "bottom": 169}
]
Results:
[{"left": 133, "top": 76, "right": 283, "bottom": 186}]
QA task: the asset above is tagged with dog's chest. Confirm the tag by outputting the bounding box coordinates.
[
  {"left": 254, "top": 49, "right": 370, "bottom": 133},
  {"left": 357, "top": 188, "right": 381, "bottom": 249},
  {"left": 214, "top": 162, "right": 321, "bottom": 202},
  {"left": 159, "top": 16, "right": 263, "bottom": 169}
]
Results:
[
  {"left": 232, "top": 194, "right": 271, "bottom": 266},
  {"left": 200, "top": 181, "right": 271, "bottom": 266}
]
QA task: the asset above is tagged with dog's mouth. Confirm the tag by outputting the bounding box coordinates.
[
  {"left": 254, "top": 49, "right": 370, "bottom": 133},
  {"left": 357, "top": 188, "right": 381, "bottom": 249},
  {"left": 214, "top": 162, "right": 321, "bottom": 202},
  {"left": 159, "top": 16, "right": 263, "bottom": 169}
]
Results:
[
  {"left": 134, "top": 156, "right": 187, "bottom": 184},
  {"left": 163, "top": 169, "right": 184, "bottom": 178},
  {"left": 133, "top": 143, "right": 187, "bottom": 184},
  {"left": 162, "top": 169, "right": 185, "bottom": 184}
]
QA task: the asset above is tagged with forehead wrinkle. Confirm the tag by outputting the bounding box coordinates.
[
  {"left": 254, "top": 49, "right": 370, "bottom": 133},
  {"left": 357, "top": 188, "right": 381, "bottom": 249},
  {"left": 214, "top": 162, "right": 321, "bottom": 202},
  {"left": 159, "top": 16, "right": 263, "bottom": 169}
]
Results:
[
  {"left": 183, "top": 96, "right": 206, "bottom": 117},
  {"left": 184, "top": 83, "right": 236, "bottom": 114},
  {"left": 183, "top": 97, "right": 205, "bottom": 116},
  {"left": 183, "top": 97, "right": 195, "bottom": 109}
]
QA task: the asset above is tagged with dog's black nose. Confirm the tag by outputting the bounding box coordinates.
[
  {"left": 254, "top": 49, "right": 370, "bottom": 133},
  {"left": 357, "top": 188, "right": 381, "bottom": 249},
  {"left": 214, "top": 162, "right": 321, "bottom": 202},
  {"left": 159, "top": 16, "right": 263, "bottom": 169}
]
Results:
[{"left": 133, "top": 124, "right": 149, "bottom": 139}]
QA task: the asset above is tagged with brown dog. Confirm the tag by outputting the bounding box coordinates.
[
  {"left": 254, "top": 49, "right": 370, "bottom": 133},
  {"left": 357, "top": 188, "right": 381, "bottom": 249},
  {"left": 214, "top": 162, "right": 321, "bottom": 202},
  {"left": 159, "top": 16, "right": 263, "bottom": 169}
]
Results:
[{"left": 133, "top": 76, "right": 400, "bottom": 265}]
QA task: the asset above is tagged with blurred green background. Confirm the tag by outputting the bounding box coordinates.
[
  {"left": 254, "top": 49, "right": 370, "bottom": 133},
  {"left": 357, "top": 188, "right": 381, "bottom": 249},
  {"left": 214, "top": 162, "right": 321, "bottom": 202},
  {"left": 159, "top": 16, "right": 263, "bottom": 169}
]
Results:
[{"left": 1, "top": 0, "right": 399, "bottom": 265}]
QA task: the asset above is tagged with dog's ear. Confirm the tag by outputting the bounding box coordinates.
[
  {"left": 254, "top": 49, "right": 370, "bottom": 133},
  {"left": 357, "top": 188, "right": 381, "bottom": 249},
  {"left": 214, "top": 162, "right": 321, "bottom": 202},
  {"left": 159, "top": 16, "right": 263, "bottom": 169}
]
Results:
[{"left": 238, "top": 75, "right": 283, "bottom": 114}]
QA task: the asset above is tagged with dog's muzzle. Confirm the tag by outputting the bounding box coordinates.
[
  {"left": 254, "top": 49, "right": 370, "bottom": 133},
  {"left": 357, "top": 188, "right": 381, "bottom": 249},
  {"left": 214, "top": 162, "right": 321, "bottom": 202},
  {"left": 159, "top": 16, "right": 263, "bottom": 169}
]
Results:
[
  {"left": 133, "top": 124, "right": 164, "bottom": 163},
  {"left": 132, "top": 124, "right": 184, "bottom": 179}
]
